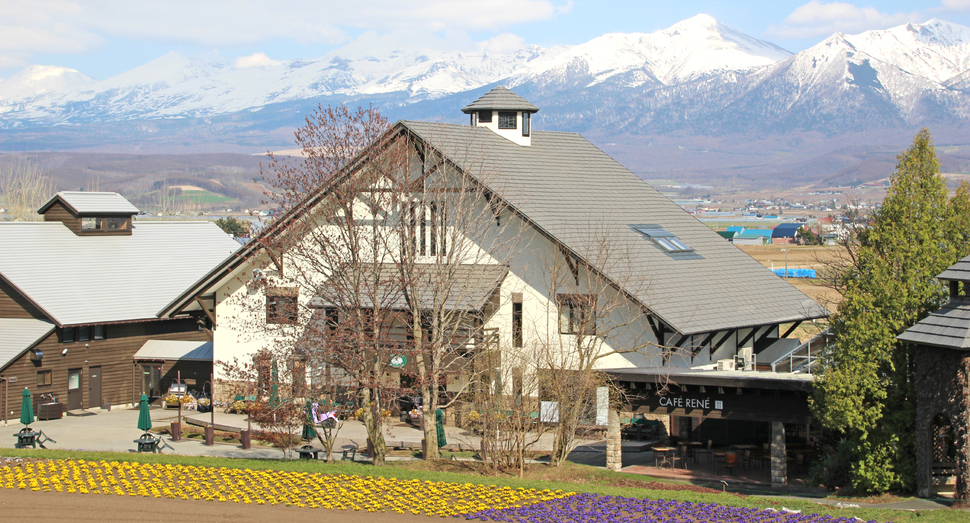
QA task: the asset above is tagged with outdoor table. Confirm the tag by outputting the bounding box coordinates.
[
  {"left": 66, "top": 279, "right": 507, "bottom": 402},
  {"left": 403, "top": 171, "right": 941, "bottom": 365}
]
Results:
[
  {"left": 732, "top": 444, "right": 758, "bottom": 450},
  {"left": 134, "top": 434, "right": 161, "bottom": 453},
  {"left": 14, "top": 429, "right": 39, "bottom": 449},
  {"left": 295, "top": 446, "right": 321, "bottom": 460},
  {"left": 652, "top": 446, "right": 676, "bottom": 468},
  {"left": 684, "top": 441, "right": 702, "bottom": 460}
]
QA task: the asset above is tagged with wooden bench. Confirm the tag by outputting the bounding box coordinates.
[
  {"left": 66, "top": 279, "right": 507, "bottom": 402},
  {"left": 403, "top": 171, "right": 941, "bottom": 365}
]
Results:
[{"left": 184, "top": 417, "right": 243, "bottom": 433}]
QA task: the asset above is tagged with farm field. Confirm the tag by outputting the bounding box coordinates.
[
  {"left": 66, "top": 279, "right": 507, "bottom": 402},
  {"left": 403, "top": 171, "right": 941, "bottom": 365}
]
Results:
[{"left": 737, "top": 243, "right": 844, "bottom": 314}]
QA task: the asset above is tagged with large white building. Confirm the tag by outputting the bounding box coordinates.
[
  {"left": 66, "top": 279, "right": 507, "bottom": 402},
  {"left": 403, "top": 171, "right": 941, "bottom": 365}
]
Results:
[{"left": 162, "top": 88, "right": 827, "bottom": 470}]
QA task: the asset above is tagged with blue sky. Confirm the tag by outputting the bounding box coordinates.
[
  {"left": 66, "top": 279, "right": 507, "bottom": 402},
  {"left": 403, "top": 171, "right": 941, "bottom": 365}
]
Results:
[{"left": 1, "top": 0, "right": 962, "bottom": 80}]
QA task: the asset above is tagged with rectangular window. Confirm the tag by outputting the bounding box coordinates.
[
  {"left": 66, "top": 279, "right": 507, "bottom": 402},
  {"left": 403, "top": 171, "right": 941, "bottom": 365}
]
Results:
[
  {"left": 430, "top": 201, "right": 438, "bottom": 256},
  {"left": 420, "top": 203, "right": 427, "bottom": 256},
  {"left": 512, "top": 302, "right": 523, "bottom": 348},
  {"left": 37, "top": 370, "right": 52, "bottom": 387},
  {"left": 266, "top": 287, "right": 298, "bottom": 324},
  {"left": 62, "top": 327, "right": 75, "bottom": 343},
  {"left": 81, "top": 216, "right": 131, "bottom": 231},
  {"left": 498, "top": 112, "right": 517, "bottom": 129},
  {"left": 254, "top": 351, "right": 272, "bottom": 394},
  {"left": 292, "top": 358, "right": 307, "bottom": 397},
  {"left": 325, "top": 308, "right": 339, "bottom": 334},
  {"left": 93, "top": 325, "right": 106, "bottom": 340},
  {"left": 557, "top": 294, "right": 596, "bottom": 335},
  {"left": 78, "top": 326, "right": 90, "bottom": 342},
  {"left": 478, "top": 110, "right": 492, "bottom": 123},
  {"left": 522, "top": 112, "right": 530, "bottom": 136}
]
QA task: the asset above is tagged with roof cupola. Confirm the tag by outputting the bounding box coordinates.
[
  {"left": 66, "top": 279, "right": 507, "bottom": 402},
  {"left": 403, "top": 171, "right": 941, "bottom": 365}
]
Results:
[{"left": 462, "top": 86, "right": 539, "bottom": 146}]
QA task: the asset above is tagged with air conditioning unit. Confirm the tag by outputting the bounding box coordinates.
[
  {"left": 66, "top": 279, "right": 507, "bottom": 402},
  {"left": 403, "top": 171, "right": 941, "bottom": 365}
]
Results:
[{"left": 717, "top": 359, "right": 736, "bottom": 371}]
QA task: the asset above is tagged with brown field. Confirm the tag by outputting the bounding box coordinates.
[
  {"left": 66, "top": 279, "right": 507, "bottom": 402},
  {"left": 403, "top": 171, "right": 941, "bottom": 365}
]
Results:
[{"left": 736, "top": 243, "right": 844, "bottom": 314}]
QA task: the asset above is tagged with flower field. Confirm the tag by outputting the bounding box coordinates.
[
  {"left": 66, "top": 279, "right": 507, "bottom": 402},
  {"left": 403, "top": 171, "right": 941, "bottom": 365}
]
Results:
[{"left": 1, "top": 459, "right": 896, "bottom": 523}]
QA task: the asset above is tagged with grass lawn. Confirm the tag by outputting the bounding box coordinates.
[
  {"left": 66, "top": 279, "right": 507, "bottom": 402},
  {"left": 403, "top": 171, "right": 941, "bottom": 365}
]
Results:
[
  {"left": 176, "top": 190, "right": 234, "bottom": 204},
  {"left": 2, "top": 448, "right": 964, "bottom": 522}
]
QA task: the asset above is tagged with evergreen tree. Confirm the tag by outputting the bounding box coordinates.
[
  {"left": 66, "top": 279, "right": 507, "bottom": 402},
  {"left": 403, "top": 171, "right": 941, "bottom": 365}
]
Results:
[{"left": 812, "top": 129, "right": 970, "bottom": 492}]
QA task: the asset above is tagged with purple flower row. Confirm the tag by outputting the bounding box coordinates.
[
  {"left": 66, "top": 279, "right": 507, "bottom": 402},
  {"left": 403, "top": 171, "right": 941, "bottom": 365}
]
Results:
[{"left": 457, "top": 494, "right": 890, "bottom": 523}]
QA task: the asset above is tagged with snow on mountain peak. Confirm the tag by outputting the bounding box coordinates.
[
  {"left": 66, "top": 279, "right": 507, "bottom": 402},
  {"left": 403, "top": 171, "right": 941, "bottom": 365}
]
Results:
[
  {"left": 844, "top": 19, "right": 970, "bottom": 84},
  {"left": 0, "top": 65, "right": 94, "bottom": 101}
]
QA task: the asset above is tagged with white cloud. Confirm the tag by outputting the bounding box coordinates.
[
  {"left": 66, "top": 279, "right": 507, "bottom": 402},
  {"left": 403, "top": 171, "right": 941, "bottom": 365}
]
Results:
[
  {"left": 235, "top": 52, "right": 283, "bottom": 69},
  {"left": 942, "top": 0, "right": 970, "bottom": 10},
  {"left": 767, "top": 1, "right": 922, "bottom": 39},
  {"left": 477, "top": 33, "right": 527, "bottom": 54},
  {"left": 0, "top": 0, "right": 567, "bottom": 69}
]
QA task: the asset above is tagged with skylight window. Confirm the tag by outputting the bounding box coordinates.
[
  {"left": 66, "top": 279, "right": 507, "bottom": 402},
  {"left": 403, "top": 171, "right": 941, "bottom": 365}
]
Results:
[{"left": 632, "top": 225, "right": 694, "bottom": 253}]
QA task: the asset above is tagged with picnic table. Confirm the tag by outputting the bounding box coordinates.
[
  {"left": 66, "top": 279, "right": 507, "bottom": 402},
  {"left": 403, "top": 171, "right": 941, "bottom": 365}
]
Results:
[
  {"left": 134, "top": 433, "right": 163, "bottom": 453},
  {"left": 294, "top": 445, "right": 321, "bottom": 460},
  {"left": 14, "top": 429, "right": 40, "bottom": 449}
]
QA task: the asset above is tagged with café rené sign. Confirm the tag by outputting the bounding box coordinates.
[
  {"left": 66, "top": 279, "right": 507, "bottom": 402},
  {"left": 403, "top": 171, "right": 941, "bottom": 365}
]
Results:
[{"left": 656, "top": 395, "right": 724, "bottom": 410}]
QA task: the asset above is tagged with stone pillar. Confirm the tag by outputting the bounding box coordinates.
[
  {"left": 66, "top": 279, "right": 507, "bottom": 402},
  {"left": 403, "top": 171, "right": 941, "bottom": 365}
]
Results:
[
  {"left": 770, "top": 421, "right": 787, "bottom": 488},
  {"left": 606, "top": 409, "right": 622, "bottom": 472}
]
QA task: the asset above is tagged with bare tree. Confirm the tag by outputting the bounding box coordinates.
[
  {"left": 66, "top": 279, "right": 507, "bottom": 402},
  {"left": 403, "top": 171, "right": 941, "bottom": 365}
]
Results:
[{"left": 0, "top": 158, "right": 54, "bottom": 221}]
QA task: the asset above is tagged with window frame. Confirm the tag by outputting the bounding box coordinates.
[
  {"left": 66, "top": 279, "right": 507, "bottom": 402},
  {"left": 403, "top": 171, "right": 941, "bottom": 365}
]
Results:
[
  {"left": 512, "top": 301, "right": 523, "bottom": 348},
  {"left": 478, "top": 110, "right": 492, "bottom": 123},
  {"left": 557, "top": 294, "right": 596, "bottom": 335},
  {"left": 266, "top": 287, "right": 299, "bottom": 325},
  {"left": 37, "top": 370, "right": 52, "bottom": 387},
  {"left": 93, "top": 325, "right": 106, "bottom": 340},
  {"left": 498, "top": 111, "right": 517, "bottom": 129},
  {"left": 522, "top": 112, "right": 531, "bottom": 136},
  {"left": 62, "top": 327, "right": 75, "bottom": 343},
  {"left": 78, "top": 326, "right": 90, "bottom": 342}
]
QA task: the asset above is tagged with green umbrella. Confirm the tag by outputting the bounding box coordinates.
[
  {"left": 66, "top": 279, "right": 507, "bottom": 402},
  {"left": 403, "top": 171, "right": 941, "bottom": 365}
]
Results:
[
  {"left": 137, "top": 393, "right": 152, "bottom": 433},
  {"left": 20, "top": 388, "right": 34, "bottom": 428},
  {"left": 268, "top": 359, "right": 280, "bottom": 410},
  {"left": 435, "top": 408, "right": 446, "bottom": 448},
  {"left": 301, "top": 402, "right": 317, "bottom": 441}
]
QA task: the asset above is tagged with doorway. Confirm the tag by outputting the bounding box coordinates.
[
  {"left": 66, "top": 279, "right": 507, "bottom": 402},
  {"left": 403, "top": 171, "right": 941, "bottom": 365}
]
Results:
[
  {"left": 67, "top": 369, "right": 82, "bottom": 410},
  {"left": 142, "top": 364, "right": 161, "bottom": 399},
  {"left": 88, "top": 366, "right": 102, "bottom": 408}
]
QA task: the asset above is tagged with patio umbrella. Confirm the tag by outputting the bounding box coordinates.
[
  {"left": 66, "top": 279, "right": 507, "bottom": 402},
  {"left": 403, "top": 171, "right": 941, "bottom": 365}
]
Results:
[
  {"left": 268, "top": 359, "right": 280, "bottom": 410},
  {"left": 301, "top": 402, "right": 317, "bottom": 441},
  {"left": 20, "top": 388, "right": 34, "bottom": 428},
  {"left": 137, "top": 393, "right": 152, "bottom": 433},
  {"left": 435, "top": 408, "right": 446, "bottom": 447}
]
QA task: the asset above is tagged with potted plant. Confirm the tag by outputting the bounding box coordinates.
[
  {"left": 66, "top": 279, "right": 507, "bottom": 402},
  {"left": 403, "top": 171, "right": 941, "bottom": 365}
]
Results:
[
  {"left": 163, "top": 394, "right": 181, "bottom": 409},
  {"left": 197, "top": 398, "right": 211, "bottom": 413}
]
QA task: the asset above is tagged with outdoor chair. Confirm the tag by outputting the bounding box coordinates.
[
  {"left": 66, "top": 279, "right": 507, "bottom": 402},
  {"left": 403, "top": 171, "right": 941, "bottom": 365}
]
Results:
[
  {"left": 675, "top": 445, "right": 689, "bottom": 469},
  {"left": 695, "top": 439, "right": 713, "bottom": 463},
  {"left": 741, "top": 449, "right": 757, "bottom": 472},
  {"left": 722, "top": 452, "right": 739, "bottom": 475},
  {"left": 622, "top": 418, "right": 647, "bottom": 441}
]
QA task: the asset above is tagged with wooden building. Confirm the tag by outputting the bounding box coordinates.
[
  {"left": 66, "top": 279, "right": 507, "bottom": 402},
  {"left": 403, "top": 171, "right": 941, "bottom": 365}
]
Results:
[
  {"left": 899, "top": 256, "right": 970, "bottom": 499},
  {"left": 0, "top": 192, "right": 239, "bottom": 420}
]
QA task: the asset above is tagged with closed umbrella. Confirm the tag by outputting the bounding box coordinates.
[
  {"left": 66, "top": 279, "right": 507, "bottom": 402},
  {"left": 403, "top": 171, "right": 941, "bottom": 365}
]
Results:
[
  {"left": 20, "top": 388, "right": 34, "bottom": 428},
  {"left": 137, "top": 393, "right": 152, "bottom": 433},
  {"left": 301, "top": 402, "right": 317, "bottom": 442},
  {"left": 435, "top": 408, "right": 446, "bottom": 448},
  {"left": 268, "top": 360, "right": 280, "bottom": 410}
]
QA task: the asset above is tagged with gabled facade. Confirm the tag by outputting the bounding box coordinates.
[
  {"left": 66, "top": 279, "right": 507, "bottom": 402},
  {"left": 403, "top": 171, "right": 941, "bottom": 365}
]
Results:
[
  {"left": 0, "top": 192, "right": 239, "bottom": 418},
  {"left": 162, "top": 87, "right": 828, "bottom": 405}
]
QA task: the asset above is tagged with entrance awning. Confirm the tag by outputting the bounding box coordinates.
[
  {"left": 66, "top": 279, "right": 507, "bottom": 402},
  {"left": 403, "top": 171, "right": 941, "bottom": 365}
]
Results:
[{"left": 133, "top": 340, "right": 212, "bottom": 362}]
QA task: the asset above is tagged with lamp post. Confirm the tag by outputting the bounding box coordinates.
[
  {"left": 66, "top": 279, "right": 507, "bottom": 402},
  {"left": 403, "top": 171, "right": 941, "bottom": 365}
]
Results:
[{"left": 780, "top": 248, "right": 788, "bottom": 281}]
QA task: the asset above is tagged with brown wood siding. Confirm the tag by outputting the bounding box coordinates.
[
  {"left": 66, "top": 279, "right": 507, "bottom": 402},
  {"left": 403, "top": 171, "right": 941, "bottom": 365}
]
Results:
[
  {"left": 0, "top": 318, "right": 209, "bottom": 420},
  {"left": 42, "top": 201, "right": 81, "bottom": 235},
  {"left": 0, "top": 276, "right": 46, "bottom": 320}
]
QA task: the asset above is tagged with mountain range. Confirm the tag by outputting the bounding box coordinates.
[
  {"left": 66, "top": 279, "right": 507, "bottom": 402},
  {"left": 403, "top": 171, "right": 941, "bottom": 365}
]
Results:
[{"left": 2, "top": 14, "right": 970, "bottom": 189}]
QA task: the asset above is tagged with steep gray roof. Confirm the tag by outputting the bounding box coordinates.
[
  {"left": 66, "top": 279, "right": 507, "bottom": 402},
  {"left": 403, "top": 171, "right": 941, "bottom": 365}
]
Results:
[
  {"left": 39, "top": 191, "right": 140, "bottom": 215},
  {"left": 937, "top": 255, "right": 970, "bottom": 282},
  {"left": 0, "top": 318, "right": 54, "bottom": 371},
  {"left": 898, "top": 299, "right": 970, "bottom": 350},
  {"left": 403, "top": 121, "right": 828, "bottom": 335},
  {"left": 0, "top": 221, "right": 239, "bottom": 325},
  {"left": 462, "top": 86, "right": 540, "bottom": 114}
]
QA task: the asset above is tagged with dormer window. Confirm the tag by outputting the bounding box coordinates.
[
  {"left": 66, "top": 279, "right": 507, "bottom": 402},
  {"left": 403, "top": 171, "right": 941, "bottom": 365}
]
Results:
[
  {"left": 498, "top": 112, "right": 517, "bottom": 129},
  {"left": 81, "top": 216, "right": 132, "bottom": 232}
]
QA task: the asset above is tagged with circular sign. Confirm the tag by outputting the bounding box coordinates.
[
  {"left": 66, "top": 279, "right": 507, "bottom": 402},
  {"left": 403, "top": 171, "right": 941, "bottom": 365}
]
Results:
[{"left": 389, "top": 355, "right": 408, "bottom": 369}]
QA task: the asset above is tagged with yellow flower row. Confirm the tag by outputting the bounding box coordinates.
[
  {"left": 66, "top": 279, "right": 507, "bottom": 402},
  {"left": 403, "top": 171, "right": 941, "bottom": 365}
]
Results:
[{"left": 1, "top": 459, "right": 572, "bottom": 517}]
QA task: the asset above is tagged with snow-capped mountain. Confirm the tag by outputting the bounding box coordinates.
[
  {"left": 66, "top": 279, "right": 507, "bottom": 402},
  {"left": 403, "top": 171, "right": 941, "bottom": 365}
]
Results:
[
  {"left": 1, "top": 15, "right": 970, "bottom": 140},
  {"left": 0, "top": 14, "right": 789, "bottom": 126}
]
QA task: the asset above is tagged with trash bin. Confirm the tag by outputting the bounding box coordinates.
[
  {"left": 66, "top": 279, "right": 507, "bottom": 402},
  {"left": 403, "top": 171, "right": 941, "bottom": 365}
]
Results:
[
  {"left": 205, "top": 425, "right": 214, "bottom": 446},
  {"left": 240, "top": 429, "right": 251, "bottom": 449},
  {"left": 170, "top": 422, "right": 181, "bottom": 442}
]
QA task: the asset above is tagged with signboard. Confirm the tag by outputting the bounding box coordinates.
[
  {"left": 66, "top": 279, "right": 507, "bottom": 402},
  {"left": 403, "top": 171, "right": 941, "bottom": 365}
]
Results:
[
  {"left": 630, "top": 390, "right": 811, "bottom": 424},
  {"left": 389, "top": 355, "right": 407, "bottom": 369}
]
